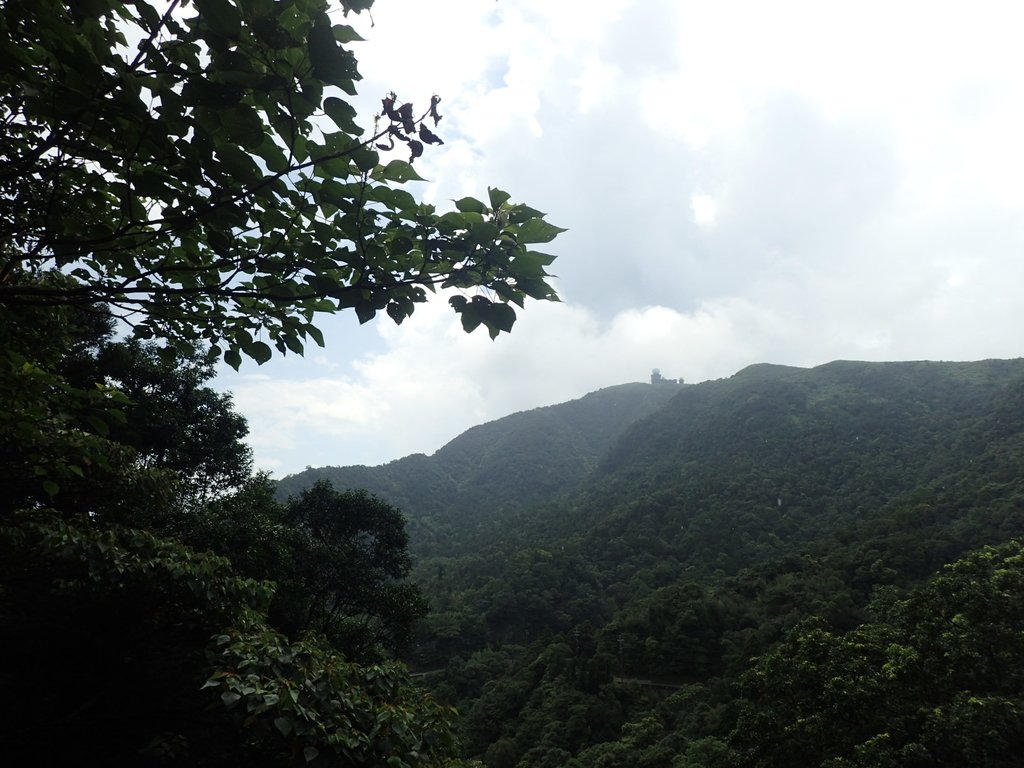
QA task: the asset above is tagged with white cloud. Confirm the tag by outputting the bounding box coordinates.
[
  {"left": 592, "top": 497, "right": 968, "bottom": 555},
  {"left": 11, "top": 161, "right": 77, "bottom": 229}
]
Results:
[
  {"left": 690, "top": 194, "right": 717, "bottom": 226},
  {"left": 575, "top": 58, "right": 621, "bottom": 115},
  {"left": 228, "top": 296, "right": 817, "bottom": 474},
  {"left": 215, "top": 1, "right": 1024, "bottom": 475}
]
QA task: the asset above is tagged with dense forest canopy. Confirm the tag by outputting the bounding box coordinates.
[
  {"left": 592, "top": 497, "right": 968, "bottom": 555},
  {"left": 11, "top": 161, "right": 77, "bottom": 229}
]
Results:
[
  {"left": 0, "top": 0, "right": 561, "bottom": 764},
  {"left": 286, "top": 359, "right": 1024, "bottom": 767},
  {"left": 276, "top": 381, "right": 686, "bottom": 557}
]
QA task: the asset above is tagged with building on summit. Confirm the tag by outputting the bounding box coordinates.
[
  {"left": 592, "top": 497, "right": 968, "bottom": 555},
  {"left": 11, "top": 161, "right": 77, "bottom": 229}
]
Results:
[{"left": 650, "top": 368, "right": 683, "bottom": 385}]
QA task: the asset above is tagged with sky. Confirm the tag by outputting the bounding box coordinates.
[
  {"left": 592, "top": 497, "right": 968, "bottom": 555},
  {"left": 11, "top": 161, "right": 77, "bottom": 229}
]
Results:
[{"left": 220, "top": 0, "right": 1024, "bottom": 476}]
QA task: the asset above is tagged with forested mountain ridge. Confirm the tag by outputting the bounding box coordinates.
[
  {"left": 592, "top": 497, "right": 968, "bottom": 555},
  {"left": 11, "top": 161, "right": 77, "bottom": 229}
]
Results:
[
  {"left": 409, "top": 358, "right": 1024, "bottom": 640},
  {"left": 274, "top": 360, "right": 1024, "bottom": 766},
  {"left": 567, "top": 358, "right": 1024, "bottom": 569},
  {"left": 276, "top": 380, "right": 685, "bottom": 555},
  {"left": 283, "top": 359, "right": 1024, "bottom": 551},
  {"left": 363, "top": 358, "right": 1024, "bottom": 768}
]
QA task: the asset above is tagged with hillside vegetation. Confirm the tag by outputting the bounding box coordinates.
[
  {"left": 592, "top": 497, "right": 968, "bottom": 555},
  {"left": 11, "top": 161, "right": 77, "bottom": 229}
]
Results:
[
  {"left": 277, "top": 381, "right": 685, "bottom": 557},
  {"left": 281, "top": 359, "right": 1024, "bottom": 767}
]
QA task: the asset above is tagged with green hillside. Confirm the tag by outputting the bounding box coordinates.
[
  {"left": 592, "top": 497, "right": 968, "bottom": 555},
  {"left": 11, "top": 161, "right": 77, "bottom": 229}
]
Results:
[
  {"left": 276, "top": 380, "right": 685, "bottom": 556},
  {"left": 575, "top": 358, "right": 1024, "bottom": 572},
  {"left": 277, "top": 359, "right": 1024, "bottom": 767},
  {"left": 394, "top": 359, "right": 1024, "bottom": 767}
]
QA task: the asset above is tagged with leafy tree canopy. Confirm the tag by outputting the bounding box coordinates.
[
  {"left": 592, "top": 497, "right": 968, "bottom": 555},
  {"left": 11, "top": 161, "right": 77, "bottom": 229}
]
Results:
[
  {"left": 734, "top": 540, "right": 1024, "bottom": 767},
  {"left": 0, "top": 0, "right": 567, "bottom": 763},
  {"left": 275, "top": 481, "right": 428, "bottom": 657},
  {"left": 0, "top": 508, "right": 458, "bottom": 766},
  {"left": 187, "top": 476, "right": 429, "bottom": 660},
  {"left": 0, "top": 0, "right": 563, "bottom": 366},
  {"left": 0, "top": 299, "right": 252, "bottom": 514}
]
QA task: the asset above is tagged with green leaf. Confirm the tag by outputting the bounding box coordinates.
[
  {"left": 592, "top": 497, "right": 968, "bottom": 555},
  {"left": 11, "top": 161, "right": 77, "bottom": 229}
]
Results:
[
  {"left": 351, "top": 147, "right": 379, "bottom": 174},
  {"left": 274, "top": 716, "right": 293, "bottom": 736},
  {"left": 221, "top": 105, "right": 265, "bottom": 149},
  {"left": 451, "top": 296, "right": 488, "bottom": 334},
  {"left": 245, "top": 341, "right": 273, "bottom": 364},
  {"left": 224, "top": 348, "right": 243, "bottom": 370},
  {"left": 355, "top": 301, "right": 376, "bottom": 324},
  {"left": 283, "top": 334, "right": 304, "bottom": 355},
  {"left": 486, "top": 302, "right": 517, "bottom": 337},
  {"left": 196, "top": 0, "right": 243, "bottom": 38},
  {"left": 437, "top": 210, "right": 475, "bottom": 234},
  {"left": 515, "top": 218, "right": 567, "bottom": 244},
  {"left": 305, "top": 325, "right": 325, "bottom": 347},
  {"left": 454, "top": 196, "right": 488, "bottom": 214},
  {"left": 488, "top": 187, "right": 512, "bottom": 209},
  {"left": 390, "top": 188, "right": 418, "bottom": 212},
  {"left": 255, "top": 135, "right": 290, "bottom": 174},
  {"left": 42, "top": 480, "right": 59, "bottom": 496},
  {"left": 507, "top": 203, "right": 546, "bottom": 224},
  {"left": 469, "top": 221, "right": 501, "bottom": 245},
  {"left": 516, "top": 276, "right": 558, "bottom": 301},
  {"left": 251, "top": 13, "right": 300, "bottom": 49},
  {"left": 217, "top": 144, "right": 261, "bottom": 183},
  {"left": 309, "top": 17, "right": 357, "bottom": 88},
  {"left": 389, "top": 234, "right": 414, "bottom": 255},
  {"left": 333, "top": 25, "right": 364, "bottom": 44},
  {"left": 304, "top": 746, "right": 320, "bottom": 762},
  {"left": 323, "top": 96, "right": 361, "bottom": 134},
  {"left": 379, "top": 159, "right": 425, "bottom": 184},
  {"left": 85, "top": 414, "right": 110, "bottom": 437},
  {"left": 459, "top": 307, "right": 482, "bottom": 333},
  {"left": 309, "top": 299, "right": 339, "bottom": 312},
  {"left": 510, "top": 251, "right": 554, "bottom": 279}
]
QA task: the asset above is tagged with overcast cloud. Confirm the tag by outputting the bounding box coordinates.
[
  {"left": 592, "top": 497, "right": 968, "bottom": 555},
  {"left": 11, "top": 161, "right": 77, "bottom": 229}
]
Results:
[{"left": 222, "top": 0, "right": 1024, "bottom": 475}]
